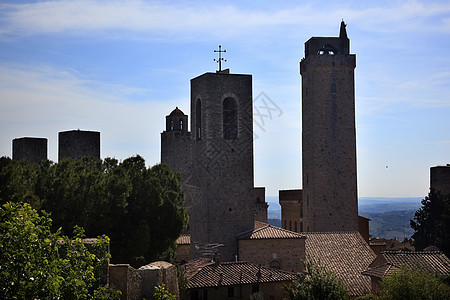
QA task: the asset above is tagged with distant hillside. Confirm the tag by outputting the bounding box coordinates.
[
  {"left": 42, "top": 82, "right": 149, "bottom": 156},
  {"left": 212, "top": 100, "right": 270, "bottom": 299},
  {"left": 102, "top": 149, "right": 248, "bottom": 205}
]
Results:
[{"left": 265, "top": 196, "right": 424, "bottom": 239}]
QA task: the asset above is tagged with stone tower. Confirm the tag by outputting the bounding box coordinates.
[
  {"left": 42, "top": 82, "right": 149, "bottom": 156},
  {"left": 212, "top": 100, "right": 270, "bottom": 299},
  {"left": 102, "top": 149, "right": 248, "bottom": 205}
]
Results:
[
  {"left": 189, "top": 70, "right": 255, "bottom": 261},
  {"left": 300, "top": 21, "right": 358, "bottom": 232},
  {"left": 12, "top": 137, "right": 48, "bottom": 163},
  {"left": 161, "top": 107, "right": 192, "bottom": 183},
  {"left": 430, "top": 165, "right": 450, "bottom": 196},
  {"left": 58, "top": 130, "right": 100, "bottom": 161}
]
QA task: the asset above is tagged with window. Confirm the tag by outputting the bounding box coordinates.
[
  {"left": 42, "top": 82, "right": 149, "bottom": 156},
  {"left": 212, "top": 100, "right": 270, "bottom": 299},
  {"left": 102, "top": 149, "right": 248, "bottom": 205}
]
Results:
[
  {"left": 180, "top": 119, "right": 184, "bottom": 130},
  {"left": 252, "top": 284, "right": 259, "bottom": 293},
  {"left": 196, "top": 99, "right": 202, "bottom": 140},
  {"left": 223, "top": 97, "right": 237, "bottom": 140},
  {"left": 227, "top": 287, "right": 234, "bottom": 297},
  {"left": 170, "top": 120, "right": 174, "bottom": 131},
  {"left": 294, "top": 221, "right": 297, "bottom": 232},
  {"left": 289, "top": 220, "right": 292, "bottom": 231},
  {"left": 270, "top": 260, "right": 281, "bottom": 269}
]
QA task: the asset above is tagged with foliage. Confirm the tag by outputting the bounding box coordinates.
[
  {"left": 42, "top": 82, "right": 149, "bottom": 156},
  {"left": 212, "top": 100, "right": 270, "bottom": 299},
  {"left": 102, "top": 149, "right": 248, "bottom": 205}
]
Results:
[
  {"left": 379, "top": 265, "right": 450, "bottom": 300},
  {"left": 250, "top": 291, "right": 264, "bottom": 300},
  {"left": 153, "top": 283, "right": 176, "bottom": 300},
  {"left": 175, "top": 263, "right": 188, "bottom": 300},
  {"left": 410, "top": 189, "right": 450, "bottom": 256},
  {"left": 284, "top": 258, "right": 349, "bottom": 300},
  {"left": 0, "top": 202, "right": 120, "bottom": 299},
  {"left": 0, "top": 155, "right": 189, "bottom": 267}
]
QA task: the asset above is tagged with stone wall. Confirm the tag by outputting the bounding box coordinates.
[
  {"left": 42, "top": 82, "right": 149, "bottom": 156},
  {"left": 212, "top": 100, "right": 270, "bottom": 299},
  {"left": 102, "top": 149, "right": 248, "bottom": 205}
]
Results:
[
  {"left": 254, "top": 187, "right": 268, "bottom": 223},
  {"left": 430, "top": 165, "right": 450, "bottom": 196},
  {"left": 300, "top": 23, "right": 358, "bottom": 232},
  {"left": 109, "top": 261, "right": 179, "bottom": 300},
  {"left": 279, "top": 189, "right": 302, "bottom": 232},
  {"left": 189, "top": 72, "right": 255, "bottom": 261},
  {"left": 58, "top": 130, "right": 100, "bottom": 161},
  {"left": 12, "top": 137, "right": 48, "bottom": 163},
  {"left": 239, "top": 238, "right": 305, "bottom": 273}
]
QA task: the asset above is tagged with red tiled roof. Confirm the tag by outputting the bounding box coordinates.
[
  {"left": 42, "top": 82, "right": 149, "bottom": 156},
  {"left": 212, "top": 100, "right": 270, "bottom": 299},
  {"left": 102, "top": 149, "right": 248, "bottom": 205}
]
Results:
[
  {"left": 372, "top": 251, "right": 450, "bottom": 275},
  {"left": 362, "top": 263, "right": 400, "bottom": 278},
  {"left": 238, "top": 224, "right": 305, "bottom": 240},
  {"left": 187, "top": 261, "right": 297, "bottom": 289},
  {"left": 183, "top": 258, "right": 215, "bottom": 279},
  {"left": 176, "top": 234, "right": 190, "bottom": 245},
  {"left": 305, "top": 231, "right": 376, "bottom": 296}
]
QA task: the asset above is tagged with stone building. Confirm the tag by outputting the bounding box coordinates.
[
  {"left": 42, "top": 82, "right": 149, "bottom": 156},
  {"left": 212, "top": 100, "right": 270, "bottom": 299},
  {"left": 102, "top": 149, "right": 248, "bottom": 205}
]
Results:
[
  {"left": 430, "top": 164, "right": 450, "bottom": 196},
  {"left": 161, "top": 69, "right": 267, "bottom": 262},
  {"left": 185, "top": 260, "right": 296, "bottom": 300},
  {"left": 279, "top": 189, "right": 302, "bottom": 232},
  {"left": 12, "top": 137, "right": 48, "bottom": 163},
  {"left": 300, "top": 21, "right": 358, "bottom": 232},
  {"left": 238, "top": 221, "right": 305, "bottom": 273},
  {"left": 58, "top": 129, "right": 100, "bottom": 161}
]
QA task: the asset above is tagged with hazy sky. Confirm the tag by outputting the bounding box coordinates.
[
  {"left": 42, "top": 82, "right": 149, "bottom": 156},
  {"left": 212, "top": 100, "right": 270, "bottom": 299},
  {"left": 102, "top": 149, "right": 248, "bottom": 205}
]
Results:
[{"left": 1, "top": 0, "right": 449, "bottom": 198}]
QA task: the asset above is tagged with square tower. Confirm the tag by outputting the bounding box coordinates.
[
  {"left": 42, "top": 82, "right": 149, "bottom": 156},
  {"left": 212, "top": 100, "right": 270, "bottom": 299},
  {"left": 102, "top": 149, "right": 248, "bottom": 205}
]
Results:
[
  {"left": 300, "top": 21, "right": 358, "bottom": 232},
  {"left": 189, "top": 70, "right": 255, "bottom": 261}
]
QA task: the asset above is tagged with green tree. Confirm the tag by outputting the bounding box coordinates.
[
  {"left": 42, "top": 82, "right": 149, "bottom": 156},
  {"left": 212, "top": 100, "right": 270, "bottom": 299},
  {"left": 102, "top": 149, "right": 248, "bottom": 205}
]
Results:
[
  {"left": 153, "top": 283, "right": 176, "bottom": 300},
  {"left": 284, "top": 258, "right": 349, "bottom": 300},
  {"left": 0, "top": 202, "right": 120, "bottom": 299},
  {"left": 0, "top": 155, "right": 189, "bottom": 267},
  {"left": 410, "top": 189, "right": 450, "bottom": 256},
  {"left": 379, "top": 265, "right": 450, "bottom": 300}
]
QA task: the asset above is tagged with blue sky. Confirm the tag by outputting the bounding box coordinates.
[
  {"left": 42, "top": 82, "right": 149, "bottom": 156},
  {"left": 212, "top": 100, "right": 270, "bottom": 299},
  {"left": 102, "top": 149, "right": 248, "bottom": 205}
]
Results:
[{"left": 1, "top": 0, "right": 449, "bottom": 198}]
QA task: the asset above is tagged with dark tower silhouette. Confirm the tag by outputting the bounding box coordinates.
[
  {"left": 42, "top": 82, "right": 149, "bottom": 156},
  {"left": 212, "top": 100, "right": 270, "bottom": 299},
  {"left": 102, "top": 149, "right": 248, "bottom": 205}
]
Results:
[
  {"left": 300, "top": 21, "right": 358, "bottom": 232},
  {"left": 430, "top": 165, "right": 450, "bottom": 196},
  {"left": 58, "top": 130, "right": 100, "bottom": 161},
  {"left": 12, "top": 137, "right": 48, "bottom": 163}
]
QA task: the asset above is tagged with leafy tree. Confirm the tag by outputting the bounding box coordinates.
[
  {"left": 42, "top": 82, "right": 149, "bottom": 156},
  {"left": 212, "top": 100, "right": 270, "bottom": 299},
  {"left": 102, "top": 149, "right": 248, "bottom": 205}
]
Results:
[
  {"left": 0, "top": 155, "right": 188, "bottom": 267},
  {"left": 410, "top": 189, "right": 450, "bottom": 256},
  {"left": 379, "top": 265, "right": 450, "bottom": 300},
  {"left": 284, "top": 258, "right": 349, "bottom": 300},
  {"left": 153, "top": 283, "right": 176, "bottom": 300},
  {"left": 0, "top": 202, "right": 120, "bottom": 299}
]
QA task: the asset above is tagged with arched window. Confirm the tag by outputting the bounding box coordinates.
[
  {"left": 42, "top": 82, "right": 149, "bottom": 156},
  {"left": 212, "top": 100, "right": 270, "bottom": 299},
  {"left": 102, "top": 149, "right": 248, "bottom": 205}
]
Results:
[
  {"left": 294, "top": 221, "right": 298, "bottom": 232},
  {"left": 284, "top": 220, "right": 287, "bottom": 229},
  {"left": 270, "top": 260, "right": 281, "bottom": 270},
  {"left": 289, "top": 220, "right": 292, "bottom": 231},
  {"left": 196, "top": 99, "right": 201, "bottom": 141},
  {"left": 223, "top": 97, "right": 237, "bottom": 140}
]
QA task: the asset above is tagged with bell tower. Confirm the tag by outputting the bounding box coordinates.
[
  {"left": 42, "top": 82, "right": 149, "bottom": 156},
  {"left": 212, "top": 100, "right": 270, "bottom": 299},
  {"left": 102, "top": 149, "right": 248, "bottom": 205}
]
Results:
[{"left": 300, "top": 21, "right": 358, "bottom": 232}]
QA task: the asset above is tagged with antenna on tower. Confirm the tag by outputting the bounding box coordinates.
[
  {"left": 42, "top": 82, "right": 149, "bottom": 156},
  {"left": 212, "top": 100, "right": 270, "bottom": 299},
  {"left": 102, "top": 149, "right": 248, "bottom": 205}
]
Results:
[{"left": 214, "top": 45, "right": 227, "bottom": 72}]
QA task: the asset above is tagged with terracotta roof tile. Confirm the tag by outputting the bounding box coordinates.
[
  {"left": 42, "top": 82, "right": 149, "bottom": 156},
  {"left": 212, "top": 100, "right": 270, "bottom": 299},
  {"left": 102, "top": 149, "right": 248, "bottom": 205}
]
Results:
[
  {"left": 238, "top": 224, "right": 306, "bottom": 240},
  {"left": 362, "top": 263, "right": 399, "bottom": 278},
  {"left": 305, "top": 231, "right": 376, "bottom": 296},
  {"left": 176, "top": 234, "right": 190, "bottom": 245},
  {"left": 373, "top": 251, "right": 450, "bottom": 275},
  {"left": 186, "top": 261, "right": 297, "bottom": 289}
]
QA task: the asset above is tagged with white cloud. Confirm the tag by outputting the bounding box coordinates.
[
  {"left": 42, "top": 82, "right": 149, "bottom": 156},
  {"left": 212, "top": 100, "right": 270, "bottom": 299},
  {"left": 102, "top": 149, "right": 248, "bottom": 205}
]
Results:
[
  {"left": 1, "top": 0, "right": 450, "bottom": 40},
  {"left": 0, "top": 62, "right": 179, "bottom": 164}
]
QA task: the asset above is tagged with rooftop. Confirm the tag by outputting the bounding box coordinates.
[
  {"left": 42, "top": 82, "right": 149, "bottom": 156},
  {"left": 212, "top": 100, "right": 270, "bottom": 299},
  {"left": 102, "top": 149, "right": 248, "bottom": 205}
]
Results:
[
  {"left": 238, "top": 223, "right": 305, "bottom": 240},
  {"left": 366, "top": 250, "right": 450, "bottom": 277},
  {"left": 305, "top": 231, "right": 376, "bottom": 296},
  {"left": 185, "top": 261, "right": 296, "bottom": 289}
]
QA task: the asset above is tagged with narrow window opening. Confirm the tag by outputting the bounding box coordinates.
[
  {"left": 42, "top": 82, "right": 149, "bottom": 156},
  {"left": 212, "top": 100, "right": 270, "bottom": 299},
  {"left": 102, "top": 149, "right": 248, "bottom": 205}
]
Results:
[
  {"left": 223, "top": 97, "right": 238, "bottom": 140},
  {"left": 196, "top": 99, "right": 202, "bottom": 141}
]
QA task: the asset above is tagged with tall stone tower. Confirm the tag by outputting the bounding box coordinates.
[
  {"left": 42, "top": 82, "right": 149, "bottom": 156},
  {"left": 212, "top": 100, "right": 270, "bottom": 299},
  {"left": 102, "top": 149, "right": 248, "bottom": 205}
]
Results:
[
  {"left": 58, "top": 130, "right": 100, "bottom": 161},
  {"left": 189, "top": 70, "right": 255, "bottom": 261},
  {"left": 300, "top": 21, "right": 358, "bottom": 232},
  {"left": 161, "top": 107, "right": 192, "bottom": 183},
  {"left": 430, "top": 165, "right": 450, "bottom": 196},
  {"left": 12, "top": 137, "right": 48, "bottom": 163}
]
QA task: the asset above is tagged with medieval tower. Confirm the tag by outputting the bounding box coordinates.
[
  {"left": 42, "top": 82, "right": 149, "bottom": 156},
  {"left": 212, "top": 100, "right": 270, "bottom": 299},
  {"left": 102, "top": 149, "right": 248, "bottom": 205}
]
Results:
[
  {"left": 300, "top": 21, "right": 358, "bottom": 232},
  {"left": 161, "top": 68, "right": 258, "bottom": 261}
]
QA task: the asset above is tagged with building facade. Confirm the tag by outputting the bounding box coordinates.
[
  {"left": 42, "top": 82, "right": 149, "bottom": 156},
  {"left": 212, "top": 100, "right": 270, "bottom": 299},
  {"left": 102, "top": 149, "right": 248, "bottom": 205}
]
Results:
[
  {"left": 161, "top": 70, "right": 262, "bottom": 261},
  {"left": 300, "top": 21, "right": 358, "bottom": 232}
]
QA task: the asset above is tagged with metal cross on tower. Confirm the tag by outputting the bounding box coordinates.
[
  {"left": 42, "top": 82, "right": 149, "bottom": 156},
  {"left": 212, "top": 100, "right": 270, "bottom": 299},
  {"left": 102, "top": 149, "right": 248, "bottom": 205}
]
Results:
[{"left": 214, "top": 45, "right": 227, "bottom": 71}]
